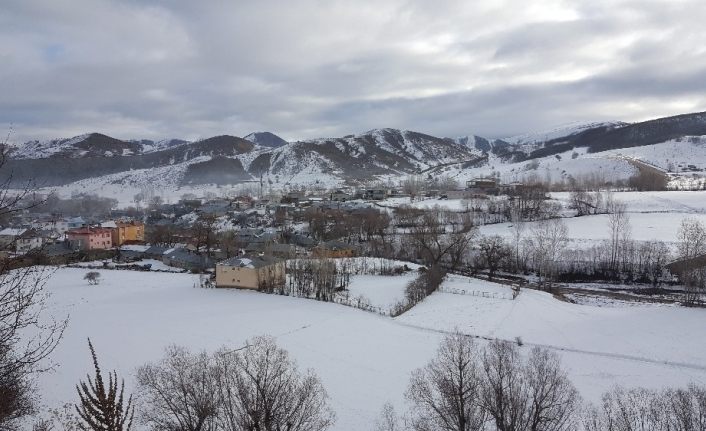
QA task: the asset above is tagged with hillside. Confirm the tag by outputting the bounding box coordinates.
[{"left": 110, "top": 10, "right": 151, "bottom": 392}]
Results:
[{"left": 5, "top": 110, "right": 706, "bottom": 197}]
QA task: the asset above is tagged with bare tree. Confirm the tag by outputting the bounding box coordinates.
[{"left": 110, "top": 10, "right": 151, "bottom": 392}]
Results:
[
  {"left": 215, "top": 336, "right": 335, "bottom": 431},
  {"left": 480, "top": 341, "right": 528, "bottom": 431},
  {"left": 481, "top": 341, "right": 579, "bottom": 431},
  {"left": 524, "top": 347, "right": 580, "bottom": 431},
  {"left": 675, "top": 218, "right": 706, "bottom": 305},
  {"left": 406, "top": 332, "right": 487, "bottom": 431},
  {"left": 84, "top": 272, "right": 101, "bottom": 286},
  {"left": 193, "top": 214, "right": 219, "bottom": 256},
  {"left": 0, "top": 265, "right": 66, "bottom": 429},
  {"left": 477, "top": 235, "right": 511, "bottom": 280},
  {"left": 530, "top": 218, "right": 569, "bottom": 290},
  {"left": 374, "top": 403, "right": 401, "bottom": 431},
  {"left": 406, "top": 209, "right": 475, "bottom": 272},
  {"left": 607, "top": 200, "right": 631, "bottom": 274},
  {"left": 75, "top": 340, "right": 134, "bottom": 431},
  {"left": 582, "top": 386, "right": 668, "bottom": 431},
  {"left": 135, "top": 345, "right": 220, "bottom": 431},
  {"left": 583, "top": 384, "right": 706, "bottom": 431},
  {"left": 510, "top": 209, "right": 527, "bottom": 272}
]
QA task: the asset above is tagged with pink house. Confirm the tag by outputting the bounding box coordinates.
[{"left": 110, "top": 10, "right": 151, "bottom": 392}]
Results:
[{"left": 66, "top": 227, "right": 113, "bottom": 250}]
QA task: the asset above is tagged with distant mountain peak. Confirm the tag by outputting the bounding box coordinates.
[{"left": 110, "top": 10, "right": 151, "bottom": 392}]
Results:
[{"left": 243, "top": 131, "right": 288, "bottom": 148}]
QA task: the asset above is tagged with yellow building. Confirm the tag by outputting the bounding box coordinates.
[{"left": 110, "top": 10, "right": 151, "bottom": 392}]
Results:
[
  {"left": 215, "top": 255, "right": 285, "bottom": 290},
  {"left": 312, "top": 240, "right": 357, "bottom": 258},
  {"left": 111, "top": 221, "right": 145, "bottom": 246}
]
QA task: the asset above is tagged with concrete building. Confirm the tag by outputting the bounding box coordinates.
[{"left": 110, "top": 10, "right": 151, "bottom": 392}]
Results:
[
  {"left": 216, "top": 255, "right": 285, "bottom": 290},
  {"left": 66, "top": 227, "right": 113, "bottom": 250},
  {"left": 111, "top": 221, "right": 145, "bottom": 246},
  {"left": 312, "top": 240, "right": 357, "bottom": 258}
]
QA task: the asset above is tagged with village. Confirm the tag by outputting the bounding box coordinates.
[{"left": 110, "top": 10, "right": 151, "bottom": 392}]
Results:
[{"left": 0, "top": 176, "right": 538, "bottom": 288}]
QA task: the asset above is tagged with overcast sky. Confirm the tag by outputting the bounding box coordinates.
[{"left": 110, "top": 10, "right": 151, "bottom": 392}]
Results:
[{"left": 2, "top": 0, "right": 706, "bottom": 142}]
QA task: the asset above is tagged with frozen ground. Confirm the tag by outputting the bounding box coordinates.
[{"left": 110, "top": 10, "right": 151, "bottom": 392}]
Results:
[{"left": 30, "top": 268, "right": 706, "bottom": 430}]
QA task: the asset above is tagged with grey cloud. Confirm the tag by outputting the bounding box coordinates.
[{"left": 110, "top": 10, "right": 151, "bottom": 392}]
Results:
[{"left": 1, "top": 0, "right": 706, "bottom": 142}]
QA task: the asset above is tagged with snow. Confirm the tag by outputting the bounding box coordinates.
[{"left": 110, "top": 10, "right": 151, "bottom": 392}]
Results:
[
  {"left": 551, "top": 190, "right": 706, "bottom": 214},
  {"left": 479, "top": 212, "right": 706, "bottom": 247},
  {"left": 502, "top": 121, "right": 626, "bottom": 148},
  {"left": 346, "top": 273, "right": 416, "bottom": 309},
  {"left": 31, "top": 267, "right": 706, "bottom": 430},
  {"left": 72, "top": 259, "right": 184, "bottom": 272},
  {"left": 395, "top": 278, "right": 706, "bottom": 401}
]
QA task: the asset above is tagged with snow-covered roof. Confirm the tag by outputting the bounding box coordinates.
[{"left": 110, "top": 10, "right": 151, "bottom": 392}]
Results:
[
  {"left": 219, "top": 255, "right": 282, "bottom": 269},
  {"left": 0, "top": 228, "right": 27, "bottom": 237}
]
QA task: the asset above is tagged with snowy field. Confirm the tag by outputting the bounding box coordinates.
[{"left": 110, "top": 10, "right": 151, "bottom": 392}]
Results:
[
  {"left": 552, "top": 190, "right": 706, "bottom": 214},
  {"left": 345, "top": 273, "right": 416, "bottom": 309},
  {"left": 479, "top": 212, "right": 706, "bottom": 246},
  {"left": 32, "top": 267, "right": 706, "bottom": 430}
]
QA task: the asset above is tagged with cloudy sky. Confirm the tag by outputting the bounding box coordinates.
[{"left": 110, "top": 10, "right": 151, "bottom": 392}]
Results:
[{"left": 2, "top": 0, "right": 706, "bottom": 142}]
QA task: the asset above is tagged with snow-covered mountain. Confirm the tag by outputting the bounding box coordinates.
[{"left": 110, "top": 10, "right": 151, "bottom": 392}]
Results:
[
  {"left": 243, "top": 131, "right": 288, "bottom": 148},
  {"left": 9, "top": 133, "right": 191, "bottom": 159},
  {"left": 5, "top": 111, "right": 706, "bottom": 197},
  {"left": 502, "top": 121, "right": 628, "bottom": 148}
]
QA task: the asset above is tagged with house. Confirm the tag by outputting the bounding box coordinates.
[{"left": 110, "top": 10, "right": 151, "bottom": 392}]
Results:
[
  {"left": 67, "top": 217, "right": 87, "bottom": 229},
  {"left": 110, "top": 221, "right": 145, "bottom": 246},
  {"left": 466, "top": 177, "right": 498, "bottom": 194},
  {"left": 41, "top": 242, "right": 79, "bottom": 264},
  {"left": 215, "top": 255, "right": 285, "bottom": 290},
  {"left": 15, "top": 229, "right": 44, "bottom": 253},
  {"left": 313, "top": 240, "right": 358, "bottom": 258},
  {"left": 330, "top": 190, "right": 352, "bottom": 202},
  {"left": 0, "top": 228, "right": 43, "bottom": 252},
  {"left": 162, "top": 247, "right": 214, "bottom": 271},
  {"left": 144, "top": 245, "right": 170, "bottom": 260},
  {"left": 363, "top": 189, "right": 389, "bottom": 200},
  {"left": 281, "top": 191, "right": 306, "bottom": 204},
  {"left": 65, "top": 227, "right": 113, "bottom": 250},
  {"left": 0, "top": 228, "right": 27, "bottom": 249},
  {"left": 31, "top": 217, "right": 70, "bottom": 234},
  {"left": 289, "top": 233, "right": 317, "bottom": 248}
]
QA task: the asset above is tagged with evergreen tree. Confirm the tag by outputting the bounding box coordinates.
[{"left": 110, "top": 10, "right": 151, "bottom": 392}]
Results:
[{"left": 75, "top": 340, "right": 133, "bottom": 431}]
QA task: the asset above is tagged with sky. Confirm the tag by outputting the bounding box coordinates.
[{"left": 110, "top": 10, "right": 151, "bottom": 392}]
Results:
[{"left": 2, "top": 0, "right": 706, "bottom": 143}]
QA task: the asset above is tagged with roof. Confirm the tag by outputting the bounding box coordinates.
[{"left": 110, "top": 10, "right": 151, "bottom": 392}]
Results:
[
  {"left": 164, "top": 248, "right": 214, "bottom": 266},
  {"left": 219, "top": 254, "right": 282, "bottom": 269},
  {"left": 66, "top": 227, "right": 113, "bottom": 235},
  {"left": 0, "top": 228, "right": 27, "bottom": 237},
  {"left": 144, "top": 245, "right": 169, "bottom": 255},
  {"left": 319, "top": 240, "right": 356, "bottom": 250}
]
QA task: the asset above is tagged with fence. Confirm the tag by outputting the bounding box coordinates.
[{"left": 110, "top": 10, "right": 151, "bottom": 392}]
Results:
[{"left": 438, "top": 286, "right": 514, "bottom": 300}]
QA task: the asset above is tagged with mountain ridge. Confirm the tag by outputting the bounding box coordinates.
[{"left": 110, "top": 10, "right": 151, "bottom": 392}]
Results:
[{"left": 4, "top": 110, "right": 706, "bottom": 189}]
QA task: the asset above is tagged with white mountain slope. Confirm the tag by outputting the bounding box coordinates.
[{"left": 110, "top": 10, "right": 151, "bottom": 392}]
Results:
[{"left": 502, "top": 121, "right": 628, "bottom": 148}]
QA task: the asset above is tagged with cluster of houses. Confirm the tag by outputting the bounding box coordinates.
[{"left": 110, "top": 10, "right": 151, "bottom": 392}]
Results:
[{"left": 0, "top": 216, "right": 145, "bottom": 258}]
